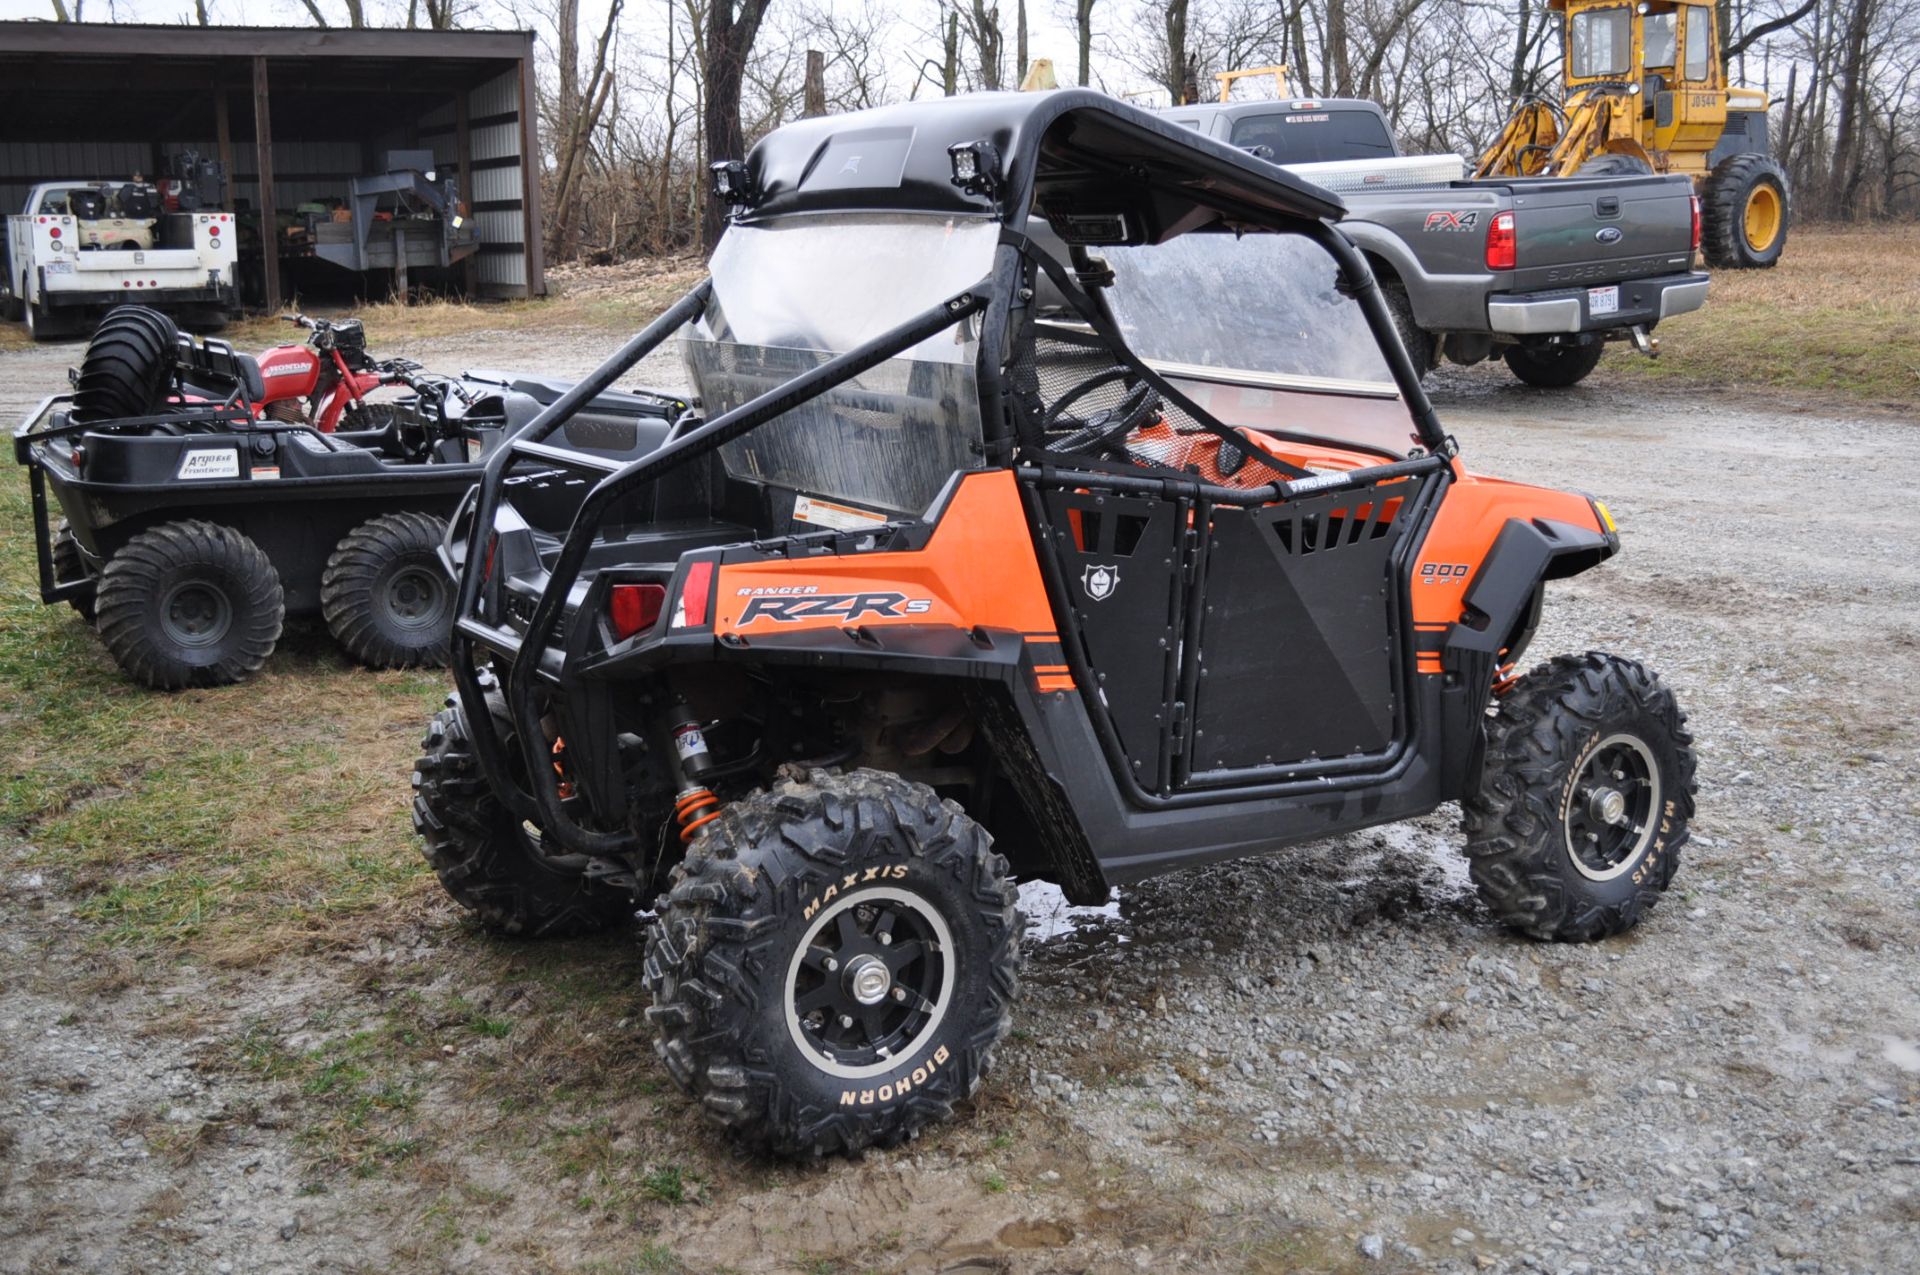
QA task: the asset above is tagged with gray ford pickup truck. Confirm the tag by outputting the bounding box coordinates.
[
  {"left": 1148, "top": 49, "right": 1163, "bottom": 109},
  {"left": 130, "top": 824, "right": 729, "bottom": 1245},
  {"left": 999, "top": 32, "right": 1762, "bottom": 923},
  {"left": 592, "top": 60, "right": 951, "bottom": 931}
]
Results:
[{"left": 1165, "top": 98, "right": 1709, "bottom": 387}]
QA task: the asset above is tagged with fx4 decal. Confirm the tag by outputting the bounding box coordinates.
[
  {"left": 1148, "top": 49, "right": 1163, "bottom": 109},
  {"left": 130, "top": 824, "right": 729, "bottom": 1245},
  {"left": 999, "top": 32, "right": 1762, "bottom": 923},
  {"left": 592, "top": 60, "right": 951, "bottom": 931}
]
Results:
[
  {"left": 737, "top": 591, "right": 934, "bottom": 624},
  {"left": 1423, "top": 210, "right": 1481, "bottom": 232}
]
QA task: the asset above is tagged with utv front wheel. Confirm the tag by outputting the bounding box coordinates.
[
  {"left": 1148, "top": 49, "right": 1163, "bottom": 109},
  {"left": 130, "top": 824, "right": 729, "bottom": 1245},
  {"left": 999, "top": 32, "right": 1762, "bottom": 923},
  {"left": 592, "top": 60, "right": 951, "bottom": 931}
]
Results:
[
  {"left": 411, "top": 696, "right": 633, "bottom": 937},
  {"left": 644, "top": 768, "right": 1021, "bottom": 1158},
  {"left": 1465, "top": 653, "right": 1697, "bottom": 942},
  {"left": 93, "top": 519, "right": 284, "bottom": 689}
]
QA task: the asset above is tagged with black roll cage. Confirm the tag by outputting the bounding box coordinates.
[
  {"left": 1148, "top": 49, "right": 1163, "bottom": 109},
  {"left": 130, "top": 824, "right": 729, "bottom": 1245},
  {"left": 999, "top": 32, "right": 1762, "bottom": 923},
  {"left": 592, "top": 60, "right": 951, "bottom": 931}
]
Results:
[{"left": 448, "top": 195, "right": 1453, "bottom": 857}]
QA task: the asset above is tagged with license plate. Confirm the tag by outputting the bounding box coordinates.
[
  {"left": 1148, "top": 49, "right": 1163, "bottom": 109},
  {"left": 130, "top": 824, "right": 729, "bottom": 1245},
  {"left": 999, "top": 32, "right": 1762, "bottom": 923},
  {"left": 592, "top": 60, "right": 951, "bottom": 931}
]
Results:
[
  {"left": 43, "top": 261, "right": 73, "bottom": 275},
  {"left": 1588, "top": 285, "right": 1620, "bottom": 317}
]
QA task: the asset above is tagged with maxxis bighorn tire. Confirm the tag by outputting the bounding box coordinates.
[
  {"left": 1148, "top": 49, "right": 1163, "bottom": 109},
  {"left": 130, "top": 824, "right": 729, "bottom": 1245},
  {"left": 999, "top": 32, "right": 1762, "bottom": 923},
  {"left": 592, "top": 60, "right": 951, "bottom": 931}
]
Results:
[
  {"left": 52, "top": 519, "right": 97, "bottom": 626},
  {"left": 72, "top": 305, "right": 179, "bottom": 422},
  {"left": 411, "top": 691, "right": 634, "bottom": 938},
  {"left": 644, "top": 767, "right": 1022, "bottom": 1158},
  {"left": 93, "top": 519, "right": 284, "bottom": 690},
  {"left": 1464, "top": 653, "right": 1697, "bottom": 942},
  {"left": 320, "top": 512, "right": 452, "bottom": 669},
  {"left": 1503, "top": 341, "right": 1606, "bottom": 388},
  {"left": 1701, "top": 153, "right": 1789, "bottom": 269}
]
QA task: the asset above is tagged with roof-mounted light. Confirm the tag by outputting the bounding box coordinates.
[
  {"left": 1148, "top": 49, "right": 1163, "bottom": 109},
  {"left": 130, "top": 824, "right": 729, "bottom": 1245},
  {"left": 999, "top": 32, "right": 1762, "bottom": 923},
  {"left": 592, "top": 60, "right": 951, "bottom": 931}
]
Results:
[
  {"left": 709, "top": 160, "right": 755, "bottom": 207},
  {"left": 947, "top": 141, "right": 1000, "bottom": 196}
]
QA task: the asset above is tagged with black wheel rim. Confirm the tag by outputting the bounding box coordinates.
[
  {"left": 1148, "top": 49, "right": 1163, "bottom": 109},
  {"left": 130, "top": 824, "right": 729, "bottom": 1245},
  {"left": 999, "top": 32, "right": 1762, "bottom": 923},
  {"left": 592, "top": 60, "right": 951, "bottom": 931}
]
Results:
[
  {"left": 159, "top": 580, "right": 232, "bottom": 648},
  {"left": 1564, "top": 732, "right": 1661, "bottom": 881},
  {"left": 784, "top": 885, "right": 953, "bottom": 1079},
  {"left": 382, "top": 564, "right": 450, "bottom": 632}
]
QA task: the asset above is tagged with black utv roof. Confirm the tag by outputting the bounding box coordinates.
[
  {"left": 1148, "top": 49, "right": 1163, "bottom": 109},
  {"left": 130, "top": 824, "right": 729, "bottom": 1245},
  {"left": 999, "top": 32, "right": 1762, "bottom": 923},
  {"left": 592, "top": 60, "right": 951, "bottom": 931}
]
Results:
[{"left": 737, "top": 89, "right": 1347, "bottom": 243}]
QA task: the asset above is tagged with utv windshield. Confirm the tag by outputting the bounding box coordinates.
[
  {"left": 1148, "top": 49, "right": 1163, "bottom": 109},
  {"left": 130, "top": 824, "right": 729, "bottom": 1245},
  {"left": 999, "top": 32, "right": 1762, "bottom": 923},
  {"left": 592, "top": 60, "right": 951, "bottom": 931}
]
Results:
[
  {"left": 1098, "top": 231, "right": 1414, "bottom": 457},
  {"left": 684, "top": 213, "right": 998, "bottom": 514}
]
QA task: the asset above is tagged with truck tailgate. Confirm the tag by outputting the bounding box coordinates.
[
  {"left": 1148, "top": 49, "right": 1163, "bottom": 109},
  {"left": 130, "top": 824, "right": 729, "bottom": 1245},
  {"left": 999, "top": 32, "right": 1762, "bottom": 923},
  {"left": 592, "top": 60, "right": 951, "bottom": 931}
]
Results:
[{"left": 1499, "top": 174, "right": 1695, "bottom": 290}]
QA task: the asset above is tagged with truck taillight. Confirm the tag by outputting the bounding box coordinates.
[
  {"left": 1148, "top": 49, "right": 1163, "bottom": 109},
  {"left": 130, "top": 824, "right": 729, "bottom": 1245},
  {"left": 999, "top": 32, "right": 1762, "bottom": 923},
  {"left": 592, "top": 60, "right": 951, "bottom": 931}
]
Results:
[
  {"left": 48, "top": 226, "right": 60, "bottom": 239},
  {"left": 609, "top": 583, "right": 666, "bottom": 641},
  {"left": 1689, "top": 195, "right": 1701, "bottom": 252},
  {"left": 1485, "top": 210, "right": 1516, "bottom": 271}
]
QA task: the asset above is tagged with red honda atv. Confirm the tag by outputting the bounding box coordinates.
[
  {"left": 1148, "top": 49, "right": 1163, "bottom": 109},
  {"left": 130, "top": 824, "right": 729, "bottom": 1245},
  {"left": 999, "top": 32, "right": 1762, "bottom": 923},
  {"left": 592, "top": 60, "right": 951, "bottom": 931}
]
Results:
[{"left": 252, "top": 313, "right": 404, "bottom": 432}]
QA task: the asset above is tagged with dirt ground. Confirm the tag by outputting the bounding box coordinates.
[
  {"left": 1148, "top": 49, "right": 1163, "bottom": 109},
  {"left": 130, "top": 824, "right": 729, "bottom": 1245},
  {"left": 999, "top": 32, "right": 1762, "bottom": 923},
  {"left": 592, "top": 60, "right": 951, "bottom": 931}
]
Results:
[{"left": 1, "top": 324, "right": 1916, "bottom": 1275}]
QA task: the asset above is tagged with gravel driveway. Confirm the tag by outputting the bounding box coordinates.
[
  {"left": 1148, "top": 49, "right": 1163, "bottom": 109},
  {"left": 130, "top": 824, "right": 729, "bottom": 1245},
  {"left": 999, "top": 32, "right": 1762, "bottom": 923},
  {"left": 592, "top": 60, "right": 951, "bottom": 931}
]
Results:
[{"left": 2, "top": 330, "right": 1916, "bottom": 1275}]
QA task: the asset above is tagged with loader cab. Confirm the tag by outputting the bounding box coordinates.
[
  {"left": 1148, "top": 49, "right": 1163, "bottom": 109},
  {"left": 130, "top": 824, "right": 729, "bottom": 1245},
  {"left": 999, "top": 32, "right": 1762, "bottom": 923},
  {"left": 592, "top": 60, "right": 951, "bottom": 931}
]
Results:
[{"left": 1558, "top": 0, "right": 1729, "bottom": 171}]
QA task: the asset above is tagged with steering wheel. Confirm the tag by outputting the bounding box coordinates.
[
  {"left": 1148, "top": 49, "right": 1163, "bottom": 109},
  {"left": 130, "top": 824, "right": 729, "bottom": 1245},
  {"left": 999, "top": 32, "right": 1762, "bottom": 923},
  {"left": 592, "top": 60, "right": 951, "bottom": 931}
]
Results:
[{"left": 1041, "top": 367, "right": 1162, "bottom": 460}]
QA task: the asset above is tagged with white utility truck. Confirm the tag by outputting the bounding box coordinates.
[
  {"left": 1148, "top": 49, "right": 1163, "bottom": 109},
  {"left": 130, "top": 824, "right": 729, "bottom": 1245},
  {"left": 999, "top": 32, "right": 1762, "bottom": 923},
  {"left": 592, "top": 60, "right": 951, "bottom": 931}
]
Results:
[{"left": 3, "top": 170, "right": 239, "bottom": 341}]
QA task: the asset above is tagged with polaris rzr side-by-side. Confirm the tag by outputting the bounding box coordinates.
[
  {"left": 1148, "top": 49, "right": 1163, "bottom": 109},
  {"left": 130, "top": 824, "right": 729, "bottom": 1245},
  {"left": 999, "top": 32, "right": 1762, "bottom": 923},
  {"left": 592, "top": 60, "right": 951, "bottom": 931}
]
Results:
[
  {"left": 14, "top": 306, "right": 687, "bottom": 689},
  {"left": 416, "top": 90, "right": 1697, "bottom": 1159}
]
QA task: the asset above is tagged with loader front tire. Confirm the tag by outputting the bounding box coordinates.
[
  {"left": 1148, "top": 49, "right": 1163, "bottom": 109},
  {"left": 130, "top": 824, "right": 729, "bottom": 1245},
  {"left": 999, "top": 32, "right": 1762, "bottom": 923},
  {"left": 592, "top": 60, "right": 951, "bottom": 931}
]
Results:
[{"left": 1702, "top": 153, "right": 1789, "bottom": 269}]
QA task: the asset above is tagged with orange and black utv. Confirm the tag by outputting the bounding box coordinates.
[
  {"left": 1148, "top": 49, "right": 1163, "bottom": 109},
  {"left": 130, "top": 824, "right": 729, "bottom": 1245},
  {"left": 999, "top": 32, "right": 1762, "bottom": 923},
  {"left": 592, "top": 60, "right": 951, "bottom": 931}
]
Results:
[{"left": 415, "top": 90, "right": 1697, "bottom": 1158}]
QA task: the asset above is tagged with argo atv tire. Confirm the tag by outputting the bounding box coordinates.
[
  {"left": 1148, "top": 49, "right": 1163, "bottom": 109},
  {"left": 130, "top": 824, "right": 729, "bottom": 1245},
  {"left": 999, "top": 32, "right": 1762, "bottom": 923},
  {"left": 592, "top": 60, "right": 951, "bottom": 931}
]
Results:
[
  {"left": 411, "top": 692, "right": 634, "bottom": 938},
  {"left": 1464, "top": 653, "right": 1697, "bottom": 942},
  {"left": 320, "top": 512, "right": 453, "bottom": 669},
  {"left": 1503, "top": 341, "right": 1605, "bottom": 388},
  {"left": 72, "top": 305, "right": 179, "bottom": 421},
  {"left": 644, "top": 767, "right": 1022, "bottom": 1158},
  {"left": 52, "top": 519, "right": 97, "bottom": 626},
  {"left": 93, "top": 520, "right": 284, "bottom": 690},
  {"left": 1701, "top": 153, "right": 1789, "bottom": 269}
]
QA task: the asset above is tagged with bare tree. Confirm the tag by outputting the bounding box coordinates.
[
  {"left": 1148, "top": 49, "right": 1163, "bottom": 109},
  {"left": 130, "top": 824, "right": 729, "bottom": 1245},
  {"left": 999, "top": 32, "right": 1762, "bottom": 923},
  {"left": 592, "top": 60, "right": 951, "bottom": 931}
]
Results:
[{"left": 703, "top": 0, "right": 777, "bottom": 250}]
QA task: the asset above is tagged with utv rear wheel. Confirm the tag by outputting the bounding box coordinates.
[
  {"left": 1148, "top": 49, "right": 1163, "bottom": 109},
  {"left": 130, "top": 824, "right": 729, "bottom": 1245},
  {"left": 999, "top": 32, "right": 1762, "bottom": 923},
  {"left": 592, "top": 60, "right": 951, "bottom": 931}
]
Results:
[
  {"left": 320, "top": 512, "right": 452, "bottom": 669},
  {"left": 411, "top": 696, "right": 633, "bottom": 938},
  {"left": 93, "top": 519, "right": 283, "bottom": 690},
  {"left": 1465, "top": 653, "right": 1697, "bottom": 942},
  {"left": 1503, "top": 341, "right": 1605, "bottom": 388},
  {"left": 52, "top": 519, "right": 97, "bottom": 625},
  {"left": 73, "top": 305, "right": 179, "bottom": 420},
  {"left": 644, "top": 767, "right": 1021, "bottom": 1158}
]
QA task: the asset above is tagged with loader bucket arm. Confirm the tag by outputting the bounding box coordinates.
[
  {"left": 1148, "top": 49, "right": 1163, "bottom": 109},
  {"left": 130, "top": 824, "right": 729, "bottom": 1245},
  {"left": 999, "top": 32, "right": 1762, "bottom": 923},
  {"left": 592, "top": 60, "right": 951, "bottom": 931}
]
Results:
[{"left": 1474, "top": 100, "right": 1561, "bottom": 178}]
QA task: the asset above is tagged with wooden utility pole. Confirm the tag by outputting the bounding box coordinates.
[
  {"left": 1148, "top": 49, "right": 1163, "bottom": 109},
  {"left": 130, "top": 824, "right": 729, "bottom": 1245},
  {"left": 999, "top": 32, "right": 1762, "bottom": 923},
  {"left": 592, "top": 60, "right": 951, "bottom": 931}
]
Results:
[
  {"left": 804, "top": 49, "right": 826, "bottom": 116},
  {"left": 251, "top": 55, "right": 280, "bottom": 310}
]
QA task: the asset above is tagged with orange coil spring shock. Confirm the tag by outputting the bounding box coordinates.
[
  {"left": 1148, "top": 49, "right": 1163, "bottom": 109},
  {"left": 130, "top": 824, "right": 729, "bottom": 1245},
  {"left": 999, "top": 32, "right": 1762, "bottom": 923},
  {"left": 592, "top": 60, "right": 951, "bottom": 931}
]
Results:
[{"left": 674, "top": 787, "right": 723, "bottom": 843}]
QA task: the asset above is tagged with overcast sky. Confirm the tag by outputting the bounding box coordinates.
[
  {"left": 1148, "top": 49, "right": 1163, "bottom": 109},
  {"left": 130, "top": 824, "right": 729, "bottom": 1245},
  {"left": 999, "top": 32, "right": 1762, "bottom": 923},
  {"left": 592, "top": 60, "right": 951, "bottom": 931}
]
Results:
[{"left": 0, "top": 0, "right": 1157, "bottom": 99}]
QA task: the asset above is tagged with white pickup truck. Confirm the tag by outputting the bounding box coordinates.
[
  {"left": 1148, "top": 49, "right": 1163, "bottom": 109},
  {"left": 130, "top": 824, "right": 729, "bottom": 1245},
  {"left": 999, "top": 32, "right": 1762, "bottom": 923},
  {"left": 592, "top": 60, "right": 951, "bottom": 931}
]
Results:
[{"left": 2, "top": 181, "right": 240, "bottom": 341}]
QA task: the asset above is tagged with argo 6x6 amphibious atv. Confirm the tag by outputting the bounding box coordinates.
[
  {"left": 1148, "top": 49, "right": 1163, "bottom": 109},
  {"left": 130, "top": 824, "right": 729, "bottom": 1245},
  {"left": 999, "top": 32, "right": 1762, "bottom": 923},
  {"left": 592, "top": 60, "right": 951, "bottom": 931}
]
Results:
[
  {"left": 14, "top": 306, "right": 684, "bottom": 689},
  {"left": 415, "top": 90, "right": 1698, "bottom": 1158}
]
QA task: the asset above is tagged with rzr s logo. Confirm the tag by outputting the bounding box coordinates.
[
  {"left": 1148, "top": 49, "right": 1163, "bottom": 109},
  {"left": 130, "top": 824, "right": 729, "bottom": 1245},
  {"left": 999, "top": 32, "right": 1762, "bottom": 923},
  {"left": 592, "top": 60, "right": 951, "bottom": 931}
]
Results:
[
  {"left": 1082, "top": 564, "right": 1120, "bottom": 601},
  {"left": 738, "top": 592, "right": 933, "bottom": 624},
  {"left": 1423, "top": 210, "right": 1480, "bottom": 232}
]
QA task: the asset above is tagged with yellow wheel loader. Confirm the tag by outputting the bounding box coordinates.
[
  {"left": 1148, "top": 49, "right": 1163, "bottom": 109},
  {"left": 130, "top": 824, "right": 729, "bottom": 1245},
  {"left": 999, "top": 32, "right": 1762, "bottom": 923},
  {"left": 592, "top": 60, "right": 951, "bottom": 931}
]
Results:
[{"left": 1475, "top": 0, "right": 1789, "bottom": 268}]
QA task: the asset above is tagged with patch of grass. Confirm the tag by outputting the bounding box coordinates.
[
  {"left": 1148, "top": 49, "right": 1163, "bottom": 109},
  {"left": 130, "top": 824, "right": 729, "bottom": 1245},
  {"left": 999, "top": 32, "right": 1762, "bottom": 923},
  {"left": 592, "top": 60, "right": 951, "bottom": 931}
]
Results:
[
  {"left": 1605, "top": 222, "right": 1920, "bottom": 410},
  {"left": 641, "top": 1164, "right": 688, "bottom": 1204},
  {"left": 0, "top": 473, "right": 452, "bottom": 964},
  {"left": 982, "top": 1170, "right": 1009, "bottom": 1193}
]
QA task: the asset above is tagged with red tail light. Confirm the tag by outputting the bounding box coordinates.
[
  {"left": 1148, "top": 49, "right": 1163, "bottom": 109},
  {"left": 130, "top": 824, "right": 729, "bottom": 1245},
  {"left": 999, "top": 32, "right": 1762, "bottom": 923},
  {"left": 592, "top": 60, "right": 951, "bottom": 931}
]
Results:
[
  {"left": 1485, "top": 210, "right": 1516, "bottom": 271},
  {"left": 48, "top": 227, "right": 61, "bottom": 239},
  {"left": 672, "top": 561, "right": 715, "bottom": 630},
  {"left": 609, "top": 582, "right": 666, "bottom": 640},
  {"left": 1689, "top": 194, "right": 1701, "bottom": 252}
]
